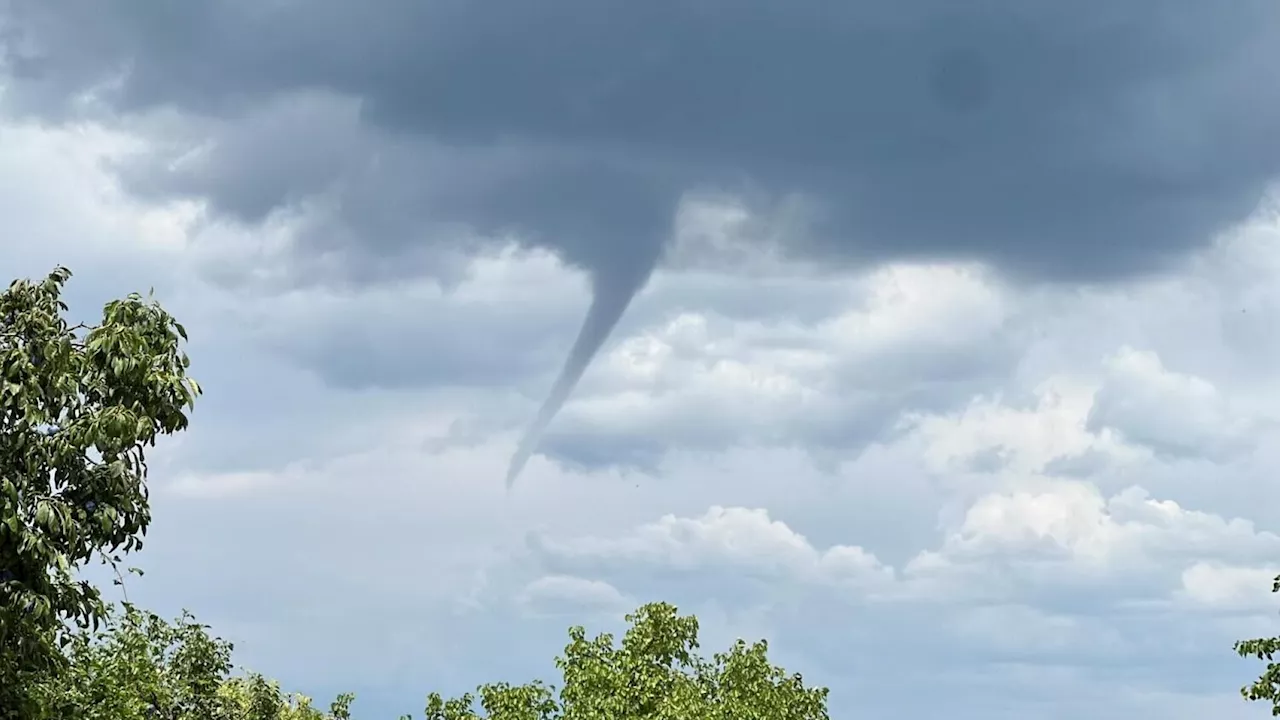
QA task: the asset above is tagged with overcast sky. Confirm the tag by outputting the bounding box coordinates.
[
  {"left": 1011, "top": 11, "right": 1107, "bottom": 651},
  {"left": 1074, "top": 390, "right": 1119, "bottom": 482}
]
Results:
[{"left": 4, "top": 2, "right": 1280, "bottom": 718}]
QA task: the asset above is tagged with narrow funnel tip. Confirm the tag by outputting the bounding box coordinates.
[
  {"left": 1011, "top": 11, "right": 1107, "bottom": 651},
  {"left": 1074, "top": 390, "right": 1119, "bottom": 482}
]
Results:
[{"left": 504, "top": 253, "right": 661, "bottom": 487}]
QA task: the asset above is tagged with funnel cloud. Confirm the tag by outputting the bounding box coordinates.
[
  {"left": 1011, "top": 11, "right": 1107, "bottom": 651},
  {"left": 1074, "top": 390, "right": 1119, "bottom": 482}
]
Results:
[
  {"left": 4, "top": 0, "right": 1280, "bottom": 479},
  {"left": 506, "top": 254, "right": 660, "bottom": 486}
]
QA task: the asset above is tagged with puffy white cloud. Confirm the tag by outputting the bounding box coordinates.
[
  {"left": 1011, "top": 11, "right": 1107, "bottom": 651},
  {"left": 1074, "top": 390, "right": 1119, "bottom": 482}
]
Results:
[
  {"left": 533, "top": 506, "right": 894, "bottom": 592},
  {"left": 906, "top": 375, "right": 1142, "bottom": 478},
  {"left": 540, "top": 259, "right": 1021, "bottom": 468},
  {"left": 1090, "top": 346, "right": 1260, "bottom": 460},
  {"left": 903, "top": 482, "right": 1280, "bottom": 612},
  {"left": 529, "top": 477, "right": 1280, "bottom": 614},
  {"left": 516, "top": 576, "right": 632, "bottom": 617},
  {"left": 1178, "top": 563, "right": 1279, "bottom": 613},
  {"left": 933, "top": 484, "right": 1276, "bottom": 568},
  {"left": 0, "top": 118, "right": 197, "bottom": 294}
]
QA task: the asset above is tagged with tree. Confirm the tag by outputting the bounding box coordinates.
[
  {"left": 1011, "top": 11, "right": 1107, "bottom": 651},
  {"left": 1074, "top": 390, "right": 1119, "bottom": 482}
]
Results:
[
  {"left": 1235, "top": 574, "right": 1280, "bottom": 714},
  {"left": 0, "top": 267, "right": 200, "bottom": 718},
  {"left": 417, "top": 602, "right": 830, "bottom": 720},
  {"left": 37, "top": 602, "right": 354, "bottom": 720},
  {"left": 38, "top": 603, "right": 232, "bottom": 720}
]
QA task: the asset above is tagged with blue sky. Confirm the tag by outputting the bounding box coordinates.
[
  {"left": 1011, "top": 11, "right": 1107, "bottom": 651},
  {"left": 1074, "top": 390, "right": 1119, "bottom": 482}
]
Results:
[{"left": 4, "top": 2, "right": 1280, "bottom": 717}]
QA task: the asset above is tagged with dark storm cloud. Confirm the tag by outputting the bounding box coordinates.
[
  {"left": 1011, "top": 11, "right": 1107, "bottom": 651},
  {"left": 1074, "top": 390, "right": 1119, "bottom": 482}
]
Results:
[
  {"left": 5, "top": 0, "right": 1278, "bottom": 279},
  {"left": 4, "top": 0, "right": 1279, "bottom": 481}
]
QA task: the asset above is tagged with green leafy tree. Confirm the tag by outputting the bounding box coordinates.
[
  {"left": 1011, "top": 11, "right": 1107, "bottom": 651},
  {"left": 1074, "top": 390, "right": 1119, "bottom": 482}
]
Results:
[
  {"left": 1236, "top": 574, "right": 1280, "bottom": 714},
  {"left": 418, "top": 602, "right": 830, "bottom": 720},
  {"left": 36, "top": 602, "right": 353, "bottom": 720},
  {"left": 218, "top": 676, "right": 356, "bottom": 720},
  {"left": 38, "top": 603, "right": 231, "bottom": 720},
  {"left": 0, "top": 267, "right": 200, "bottom": 717}
]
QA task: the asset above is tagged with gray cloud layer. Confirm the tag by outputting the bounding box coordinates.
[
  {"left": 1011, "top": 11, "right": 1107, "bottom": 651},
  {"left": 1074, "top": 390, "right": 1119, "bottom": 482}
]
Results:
[
  {"left": 5, "top": 0, "right": 1278, "bottom": 481},
  {"left": 7, "top": 1, "right": 1279, "bottom": 279}
]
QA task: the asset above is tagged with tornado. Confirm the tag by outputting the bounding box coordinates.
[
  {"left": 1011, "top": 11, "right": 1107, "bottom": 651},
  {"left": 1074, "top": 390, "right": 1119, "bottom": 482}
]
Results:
[{"left": 505, "top": 255, "right": 658, "bottom": 487}]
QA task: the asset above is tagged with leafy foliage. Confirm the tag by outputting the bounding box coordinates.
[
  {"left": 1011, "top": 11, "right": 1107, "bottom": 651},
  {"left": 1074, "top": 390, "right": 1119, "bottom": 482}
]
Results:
[
  {"left": 0, "top": 267, "right": 199, "bottom": 717},
  {"left": 34, "top": 602, "right": 353, "bottom": 720},
  {"left": 417, "top": 602, "right": 830, "bottom": 720},
  {"left": 37, "top": 603, "right": 232, "bottom": 720},
  {"left": 22, "top": 596, "right": 827, "bottom": 720},
  {"left": 1235, "top": 574, "right": 1280, "bottom": 714}
]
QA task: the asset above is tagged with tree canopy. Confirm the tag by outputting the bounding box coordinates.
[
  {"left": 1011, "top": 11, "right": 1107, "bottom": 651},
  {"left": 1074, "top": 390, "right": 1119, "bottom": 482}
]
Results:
[
  {"left": 420, "top": 602, "right": 829, "bottom": 720},
  {"left": 26, "top": 598, "right": 829, "bottom": 720},
  {"left": 1235, "top": 574, "right": 1280, "bottom": 715},
  {"left": 1, "top": 267, "right": 198, "bottom": 718}
]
